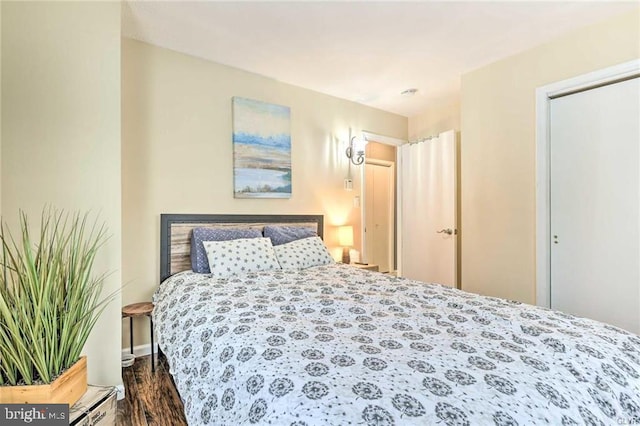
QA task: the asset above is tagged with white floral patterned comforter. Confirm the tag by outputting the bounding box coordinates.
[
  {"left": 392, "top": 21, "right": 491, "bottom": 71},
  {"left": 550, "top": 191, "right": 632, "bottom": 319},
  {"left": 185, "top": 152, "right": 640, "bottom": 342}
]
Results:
[{"left": 153, "top": 264, "right": 640, "bottom": 426}]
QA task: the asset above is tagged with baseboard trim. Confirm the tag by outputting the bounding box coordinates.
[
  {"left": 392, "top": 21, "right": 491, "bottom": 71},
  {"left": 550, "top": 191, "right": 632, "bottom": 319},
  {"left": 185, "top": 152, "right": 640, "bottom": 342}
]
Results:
[{"left": 121, "top": 343, "right": 158, "bottom": 358}]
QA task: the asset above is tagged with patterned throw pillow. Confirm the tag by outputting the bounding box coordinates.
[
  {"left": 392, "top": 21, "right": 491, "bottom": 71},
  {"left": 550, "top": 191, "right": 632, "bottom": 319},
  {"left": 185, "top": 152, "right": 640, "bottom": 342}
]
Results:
[
  {"left": 202, "top": 237, "right": 281, "bottom": 278},
  {"left": 191, "top": 227, "right": 262, "bottom": 273},
  {"left": 273, "top": 236, "right": 335, "bottom": 270},
  {"left": 263, "top": 225, "right": 317, "bottom": 246}
]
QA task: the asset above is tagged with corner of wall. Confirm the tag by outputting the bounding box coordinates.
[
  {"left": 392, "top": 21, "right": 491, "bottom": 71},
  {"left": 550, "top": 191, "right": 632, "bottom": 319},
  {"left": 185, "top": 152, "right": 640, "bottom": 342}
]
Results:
[
  {"left": 407, "top": 97, "right": 461, "bottom": 140},
  {"left": 2, "top": 1, "right": 122, "bottom": 388}
]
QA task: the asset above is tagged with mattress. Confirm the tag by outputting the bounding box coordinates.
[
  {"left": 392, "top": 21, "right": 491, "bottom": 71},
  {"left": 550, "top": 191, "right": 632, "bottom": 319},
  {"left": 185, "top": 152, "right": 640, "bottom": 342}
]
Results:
[{"left": 153, "top": 264, "right": 640, "bottom": 425}]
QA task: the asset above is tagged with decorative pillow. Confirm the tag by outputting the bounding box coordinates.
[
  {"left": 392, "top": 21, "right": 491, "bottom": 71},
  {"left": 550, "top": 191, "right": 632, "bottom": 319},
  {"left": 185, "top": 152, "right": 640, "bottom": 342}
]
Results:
[
  {"left": 202, "top": 237, "right": 281, "bottom": 278},
  {"left": 191, "top": 227, "right": 262, "bottom": 273},
  {"left": 264, "top": 225, "right": 317, "bottom": 246},
  {"left": 274, "top": 236, "right": 335, "bottom": 270}
]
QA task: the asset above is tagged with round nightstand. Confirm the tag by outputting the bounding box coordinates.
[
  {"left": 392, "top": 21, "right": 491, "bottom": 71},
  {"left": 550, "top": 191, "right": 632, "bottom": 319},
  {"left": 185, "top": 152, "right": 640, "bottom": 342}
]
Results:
[{"left": 122, "top": 302, "right": 155, "bottom": 372}]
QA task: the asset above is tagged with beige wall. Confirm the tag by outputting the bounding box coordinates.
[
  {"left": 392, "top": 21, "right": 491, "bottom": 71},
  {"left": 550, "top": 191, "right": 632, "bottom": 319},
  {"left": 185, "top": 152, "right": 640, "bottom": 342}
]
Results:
[
  {"left": 122, "top": 39, "right": 407, "bottom": 347},
  {"left": 461, "top": 9, "right": 640, "bottom": 303},
  {"left": 1, "top": 2, "right": 122, "bottom": 387},
  {"left": 0, "top": 1, "right": 2, "bottom": 214},
  {"left": 408, "top": 97, "right": 460, "bottom": 140}
]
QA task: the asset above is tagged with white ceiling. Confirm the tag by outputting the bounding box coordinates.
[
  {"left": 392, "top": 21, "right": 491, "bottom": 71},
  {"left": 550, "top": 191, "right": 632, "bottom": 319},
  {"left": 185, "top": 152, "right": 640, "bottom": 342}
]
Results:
[{"left": 122, "top": 1, "right": 638, "bottom": 117}]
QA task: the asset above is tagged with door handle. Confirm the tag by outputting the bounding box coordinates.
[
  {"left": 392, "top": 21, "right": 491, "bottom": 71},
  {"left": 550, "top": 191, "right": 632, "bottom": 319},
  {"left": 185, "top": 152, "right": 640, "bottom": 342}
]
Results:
[{"left": 437, "top": 228, "right": 456, "bottom": 235}]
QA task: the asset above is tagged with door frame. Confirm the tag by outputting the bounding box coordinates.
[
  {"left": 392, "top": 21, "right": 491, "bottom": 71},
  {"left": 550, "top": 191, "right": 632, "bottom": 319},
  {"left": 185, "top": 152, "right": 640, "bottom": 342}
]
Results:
[
  {"left": 363, "top": 159, "right": 396, "bottom": 272},
  {"left": 534, "top": 59, "right": 640, "bottom": 308},
  {"left": 360, "top": 131, "right": 405, "bottom": 274}
]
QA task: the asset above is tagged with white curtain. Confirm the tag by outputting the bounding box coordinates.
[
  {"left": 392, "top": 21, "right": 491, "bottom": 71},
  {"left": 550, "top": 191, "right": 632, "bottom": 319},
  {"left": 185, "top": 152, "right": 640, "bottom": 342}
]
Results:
[{"left": 400, "top": 130, "right": 456, "bottom": 286}]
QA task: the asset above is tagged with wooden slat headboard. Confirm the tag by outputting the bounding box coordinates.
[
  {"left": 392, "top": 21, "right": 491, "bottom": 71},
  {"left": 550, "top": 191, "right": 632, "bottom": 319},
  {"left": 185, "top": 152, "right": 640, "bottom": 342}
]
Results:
[{"left": 160, "top": 214, "right": 324, "bottom": 282}]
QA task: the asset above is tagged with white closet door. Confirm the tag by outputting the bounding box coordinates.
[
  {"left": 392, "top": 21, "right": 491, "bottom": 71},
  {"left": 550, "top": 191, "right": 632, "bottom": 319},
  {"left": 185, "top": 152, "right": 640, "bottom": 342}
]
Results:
[
  {"left": 365, "top": 162, "right": 393, "bottom": 273},
  {"left": 550, "top": 77, "right": 640, "bottom": 334},
  {"left": 400, "top": 130, "right": 457, "bottom": 286}
]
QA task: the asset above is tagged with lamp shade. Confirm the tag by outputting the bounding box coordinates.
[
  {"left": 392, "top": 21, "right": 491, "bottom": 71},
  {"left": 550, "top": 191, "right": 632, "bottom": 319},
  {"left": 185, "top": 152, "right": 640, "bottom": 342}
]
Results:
[
  {"left": 352, "top": 137, "right": 367, "bottom": 154},
  {"left": 338, "top": 225, "right": 354, "bottom": 247}
]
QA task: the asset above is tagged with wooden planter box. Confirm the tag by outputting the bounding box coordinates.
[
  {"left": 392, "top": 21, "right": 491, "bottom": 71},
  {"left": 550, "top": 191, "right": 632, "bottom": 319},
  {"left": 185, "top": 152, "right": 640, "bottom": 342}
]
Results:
[{"left": 0, "top": 356, "right": 87, "bottom": 406}]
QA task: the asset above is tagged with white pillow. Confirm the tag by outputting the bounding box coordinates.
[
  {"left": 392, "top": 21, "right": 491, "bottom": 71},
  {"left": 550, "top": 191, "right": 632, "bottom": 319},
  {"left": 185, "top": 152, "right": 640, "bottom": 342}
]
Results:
[
  {"left": 202, "top": 237, "right": 281, "bottom": 278},
  {"left": 274, "top": 236, "right": 335, "bottom": 270}
]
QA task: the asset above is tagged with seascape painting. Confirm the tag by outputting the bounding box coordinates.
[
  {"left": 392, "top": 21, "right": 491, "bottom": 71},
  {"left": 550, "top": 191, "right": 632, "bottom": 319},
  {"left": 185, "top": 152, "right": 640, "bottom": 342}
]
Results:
[{"left": 233, "top": 97, "right": 291, "bottom": 198}]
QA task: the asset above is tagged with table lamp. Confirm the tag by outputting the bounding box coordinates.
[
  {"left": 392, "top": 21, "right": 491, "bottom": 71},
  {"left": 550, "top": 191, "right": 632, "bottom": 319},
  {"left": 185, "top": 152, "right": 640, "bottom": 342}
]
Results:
[{"left": 338, "top": 225, "right": 354, "bottom": 264}]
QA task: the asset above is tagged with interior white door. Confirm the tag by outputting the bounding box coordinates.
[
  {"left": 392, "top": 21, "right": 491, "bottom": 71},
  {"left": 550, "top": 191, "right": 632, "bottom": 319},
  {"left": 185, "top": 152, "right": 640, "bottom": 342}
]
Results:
[
  {"left": 400, "top": 130, "right": 457, "bottom": 286},
  {"left": 365, "top": 161, "right": 393, "bottom": 272},
  {"left": 550, "top": 77, "right": 640, "bottom": 334}
]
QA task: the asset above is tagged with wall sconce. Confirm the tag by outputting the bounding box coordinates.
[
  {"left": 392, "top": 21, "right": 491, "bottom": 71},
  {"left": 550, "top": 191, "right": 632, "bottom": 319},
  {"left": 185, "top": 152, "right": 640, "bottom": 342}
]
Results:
[{"left": 346, "top": 136, "right": 366, "bottom": 166}]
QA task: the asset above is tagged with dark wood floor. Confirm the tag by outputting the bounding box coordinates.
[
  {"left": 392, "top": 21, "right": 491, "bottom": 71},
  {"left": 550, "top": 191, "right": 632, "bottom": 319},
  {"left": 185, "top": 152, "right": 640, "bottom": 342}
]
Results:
[{"left": 117, "top": 354, "right": 187, "bottom": 426}]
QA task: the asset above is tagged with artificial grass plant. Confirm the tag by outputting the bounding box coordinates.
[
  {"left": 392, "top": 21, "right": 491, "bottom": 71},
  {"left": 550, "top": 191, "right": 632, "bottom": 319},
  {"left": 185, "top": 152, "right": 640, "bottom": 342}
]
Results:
[{"left": 0, "top": 209, "right": 114, "bottom": 386}]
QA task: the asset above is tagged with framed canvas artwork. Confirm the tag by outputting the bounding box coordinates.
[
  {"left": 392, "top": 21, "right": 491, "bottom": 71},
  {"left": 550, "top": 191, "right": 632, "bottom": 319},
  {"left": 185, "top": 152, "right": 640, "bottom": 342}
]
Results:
[{"left": 232, "top": 97, "right": 291, "bottom": 198}]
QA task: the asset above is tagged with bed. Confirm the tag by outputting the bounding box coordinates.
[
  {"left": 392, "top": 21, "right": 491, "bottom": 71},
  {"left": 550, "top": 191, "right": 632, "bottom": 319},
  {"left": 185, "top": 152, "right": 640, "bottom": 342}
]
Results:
[{"left": 153, "top": 214, "right": 640, "bottom": 425}]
